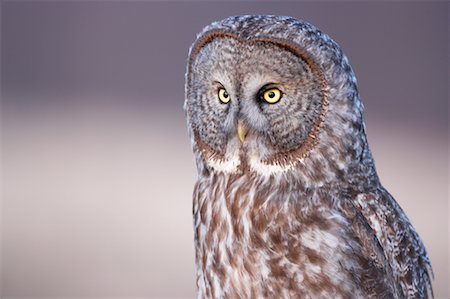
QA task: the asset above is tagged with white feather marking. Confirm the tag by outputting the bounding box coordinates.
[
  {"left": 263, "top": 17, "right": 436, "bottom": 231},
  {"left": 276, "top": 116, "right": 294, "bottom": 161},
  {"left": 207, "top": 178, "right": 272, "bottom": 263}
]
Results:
[
  {"left": 212, "top": 274, "right": 223, "bottom": 299},
  {"left": 260, "top": 260, "right": 269, "bottom": 280},
  {"left": 248, "top": 154, "right": 296, "bottom": 176},
  {"left": 307, "top": 263, "right": 322, "bottom": 274},
  {"left": 301, "top": 229, "right": 321, "bottom": 251},
  {"left": 355, "top": 194, "right": 383, "bottom": 240},
  {"left": 207, "top": 155, "right": 240, "bottom": 173},
  {"left": 206, "top": 141, "right": 240, "bottom": 173},
  {"left": 302, "top": 227, "right": 340, "bottom": 250}
]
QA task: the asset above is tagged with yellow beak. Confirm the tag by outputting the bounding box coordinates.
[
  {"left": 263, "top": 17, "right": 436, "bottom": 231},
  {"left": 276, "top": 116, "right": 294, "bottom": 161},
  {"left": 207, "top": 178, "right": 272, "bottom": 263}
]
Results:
[{"left": 237, "top": 120, "right": 247, "bottom": 144}]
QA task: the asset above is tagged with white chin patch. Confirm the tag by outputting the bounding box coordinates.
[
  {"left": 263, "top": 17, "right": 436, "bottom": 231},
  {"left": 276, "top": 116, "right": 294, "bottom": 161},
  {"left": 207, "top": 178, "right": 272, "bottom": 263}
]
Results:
[
  {"left": 248, "top": 154, "right": 296, "bottom": 176},
  {"left": 206, "top": 155, "right": 240, "bottom": 173},
  {"left": 205, "top": 137, "right": 300, "bottom": 175},
  {"left": 205, "top": 138, "right": 240, "bottom": 173},
  {"left": 247, "top": 139, "right": 297, "bottom": 176}
]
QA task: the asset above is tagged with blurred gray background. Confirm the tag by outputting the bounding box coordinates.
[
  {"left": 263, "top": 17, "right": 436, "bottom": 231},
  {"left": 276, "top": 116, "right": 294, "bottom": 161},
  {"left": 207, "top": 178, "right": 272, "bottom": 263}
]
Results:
[{"left": 1, "top": 1, "right": 448, "bottom": 298}]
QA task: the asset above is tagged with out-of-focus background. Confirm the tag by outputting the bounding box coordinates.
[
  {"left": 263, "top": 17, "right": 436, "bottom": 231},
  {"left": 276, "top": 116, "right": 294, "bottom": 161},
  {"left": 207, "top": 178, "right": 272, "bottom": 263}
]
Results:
[{"left": 1, "top": 1, "right": 448, "bottom": 298}]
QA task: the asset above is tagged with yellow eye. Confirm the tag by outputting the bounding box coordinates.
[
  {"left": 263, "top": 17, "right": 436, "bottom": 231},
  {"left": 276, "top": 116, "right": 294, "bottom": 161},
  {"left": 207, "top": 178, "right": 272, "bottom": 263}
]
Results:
[
  {"left": 263, "top": 88, "right": 282, "bottom": 104},
  {"left": 218, "top": 88, "right": 230, "bottom": 104}
]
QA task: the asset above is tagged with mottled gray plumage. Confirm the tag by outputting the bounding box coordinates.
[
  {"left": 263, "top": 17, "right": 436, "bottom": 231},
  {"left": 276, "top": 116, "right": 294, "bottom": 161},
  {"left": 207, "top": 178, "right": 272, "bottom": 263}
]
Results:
[{"left": 184, "top": 15, "right": 432, "bottom": 299}]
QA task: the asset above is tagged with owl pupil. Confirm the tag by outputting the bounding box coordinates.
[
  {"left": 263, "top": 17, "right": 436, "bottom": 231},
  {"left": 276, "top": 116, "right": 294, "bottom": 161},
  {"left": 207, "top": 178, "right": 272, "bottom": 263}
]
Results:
[
  {"left": 223, "top": 91, "right": 229, "bottom": 98},
  {"left": 268, "top": 91, "right": 275, "bottom": 98}
]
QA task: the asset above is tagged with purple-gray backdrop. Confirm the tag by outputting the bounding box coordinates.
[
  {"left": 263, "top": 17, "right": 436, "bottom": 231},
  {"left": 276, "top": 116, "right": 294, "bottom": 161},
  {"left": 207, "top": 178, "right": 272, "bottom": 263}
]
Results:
[{"left": 1, "top": 1, "right": 448, "bottom": 298}]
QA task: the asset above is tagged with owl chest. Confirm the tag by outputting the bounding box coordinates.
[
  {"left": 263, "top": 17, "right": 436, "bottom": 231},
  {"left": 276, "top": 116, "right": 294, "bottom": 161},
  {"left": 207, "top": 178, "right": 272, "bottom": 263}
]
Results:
[{"left": 192, "top": 183, "right": 361, "bottom": 298}]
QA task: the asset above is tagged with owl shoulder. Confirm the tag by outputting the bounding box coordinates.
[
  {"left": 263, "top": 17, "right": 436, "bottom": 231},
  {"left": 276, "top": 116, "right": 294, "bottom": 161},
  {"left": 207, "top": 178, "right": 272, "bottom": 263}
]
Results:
[{"left": 350, "top": 188, "right": 433, "bottom": 298}]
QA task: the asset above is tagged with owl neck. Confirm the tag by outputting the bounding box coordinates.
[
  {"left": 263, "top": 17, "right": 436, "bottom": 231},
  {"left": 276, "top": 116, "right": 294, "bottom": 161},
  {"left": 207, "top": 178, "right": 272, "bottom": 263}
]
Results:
[{"left": 196, "top": 140, "right": 379, "bottom": 194}]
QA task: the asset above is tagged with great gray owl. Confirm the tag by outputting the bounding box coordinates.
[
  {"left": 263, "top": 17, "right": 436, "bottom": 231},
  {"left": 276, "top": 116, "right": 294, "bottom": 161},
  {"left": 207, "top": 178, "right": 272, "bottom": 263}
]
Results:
[{"left": 184, "top": 15, "right": 433, "bottom": 299}]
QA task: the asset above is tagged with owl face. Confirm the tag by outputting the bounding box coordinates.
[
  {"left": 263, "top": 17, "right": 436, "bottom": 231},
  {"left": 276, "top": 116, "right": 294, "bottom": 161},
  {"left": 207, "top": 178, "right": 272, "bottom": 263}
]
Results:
[{"left": 186, "top": 33, "right": 328, "bottom": 174}]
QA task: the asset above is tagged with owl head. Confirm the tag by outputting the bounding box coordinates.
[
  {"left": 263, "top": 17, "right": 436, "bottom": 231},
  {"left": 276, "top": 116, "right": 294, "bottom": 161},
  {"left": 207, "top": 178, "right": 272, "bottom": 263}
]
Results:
[{"left": 185, "top": 16, "right": 376, "bottom": 188}]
